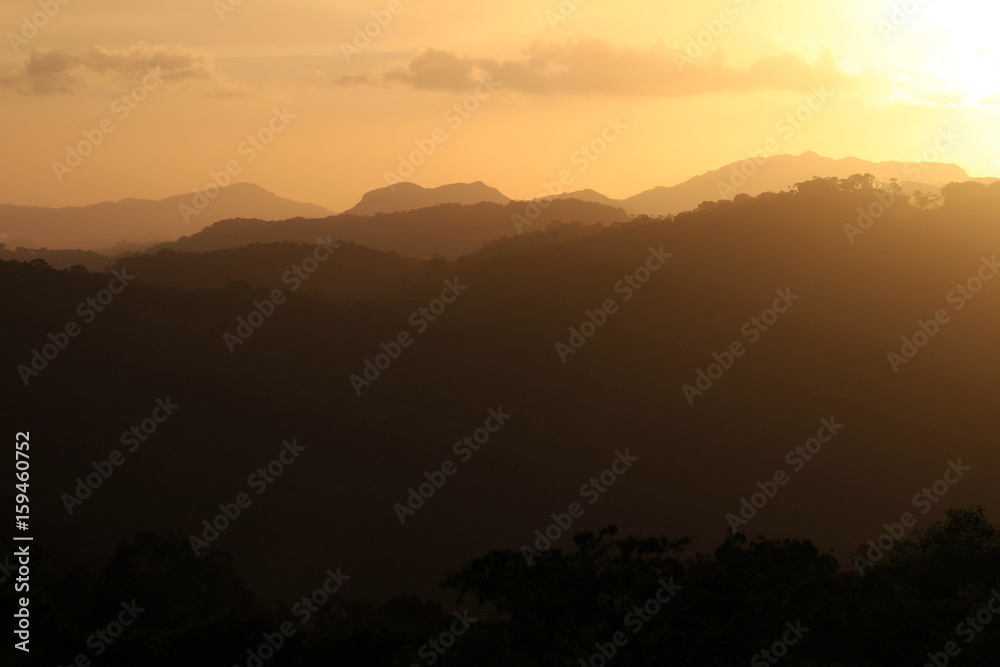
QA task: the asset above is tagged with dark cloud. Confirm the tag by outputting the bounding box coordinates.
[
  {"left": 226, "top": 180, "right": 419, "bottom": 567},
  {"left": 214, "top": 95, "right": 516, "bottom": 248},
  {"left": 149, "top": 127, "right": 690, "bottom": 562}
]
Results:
[{"left": 1, "top": 42, "right": 225, "bottom": 95}]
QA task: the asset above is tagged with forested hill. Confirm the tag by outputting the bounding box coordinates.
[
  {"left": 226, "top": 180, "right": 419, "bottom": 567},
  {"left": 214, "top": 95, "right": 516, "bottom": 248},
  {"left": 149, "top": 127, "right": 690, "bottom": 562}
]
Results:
[{"left": 3, "top": 177, "right": 999, "bottom": 611}]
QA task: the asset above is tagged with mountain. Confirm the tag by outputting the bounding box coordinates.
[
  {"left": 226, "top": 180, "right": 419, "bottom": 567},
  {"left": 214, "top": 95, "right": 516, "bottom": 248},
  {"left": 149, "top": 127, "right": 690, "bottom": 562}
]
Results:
[
  {"left": 153, "top": 199, "right": 632, "bottom": 259},
  {"left": 0, "top": 246, "right": 113, "bottom": 273},
  {"left": 114, "top": 241, "right": 422, "bottom": 303},
  {"left": 0, "top": 183, "right": 332, "bottom": 250},
  {"left": 556, "top": 188, "right": 625, "bottom": 208},
  {"left": 548, "top": 152, "right": 974, "bottom": 216},
  {"left": 6, "top": 179, "right": 1000, "bottom": 605},
  {"left": 344, "top": 181, "right": 510, "bottom": 215},
  {"left": 2, "top": 157, "right": 984, "bottom": 254},
  {"left": 347, "top": 155, "right": 987, "bottom": 221}
]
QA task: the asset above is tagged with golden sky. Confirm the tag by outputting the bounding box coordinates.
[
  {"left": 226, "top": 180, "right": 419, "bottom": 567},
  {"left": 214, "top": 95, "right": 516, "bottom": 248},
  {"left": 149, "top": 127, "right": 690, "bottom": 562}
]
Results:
[{"left": 2, "top": 0, "right": 999, "bottom": 211}]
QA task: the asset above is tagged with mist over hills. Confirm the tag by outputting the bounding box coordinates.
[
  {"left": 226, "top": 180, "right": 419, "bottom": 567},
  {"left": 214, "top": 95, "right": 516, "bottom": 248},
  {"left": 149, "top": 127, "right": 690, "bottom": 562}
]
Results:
[
  {"left": 6, "top": 178, "right": 1000, "bottom": 611},
  {"left": 335, "top": 152, "right": 983, "bottom": 219},
  {"left": 6, "top": 160, "right": 1000, "bottom": 610},
  {"left": 0, "top": 183, "right": 332, "bottom": 250},
  {"left": 554, "top": 151, "right": 978, "bottom": 216},
  {"left": 338, "top": 152, "right": 980, "bottom": 219},
  {"left": 151, "top": 199, "right": 631, "bottom": 259},
  {"left": 3, "top": 152, "right": 993, "bottom": 264},
  {"left": 14, "top": 0, "right": 1000, "bottom": 660}
]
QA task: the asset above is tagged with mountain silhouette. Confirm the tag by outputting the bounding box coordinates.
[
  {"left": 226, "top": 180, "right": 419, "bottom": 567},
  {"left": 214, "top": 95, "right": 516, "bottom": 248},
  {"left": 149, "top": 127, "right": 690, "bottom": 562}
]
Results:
[
  {"left": 6, "top": 155, "right": 985, "bottom": 255},
  {"left": 114, "top": 241, "right": 421, "bottom": 302},
  {"left": 550, "top": 151, "right": 976, "bottom": 216},
  {"left": 152, "top": 199, "right": 631, "bottom": 259},
  {"left": 7, "top": 177, "right": 1000, "bottom": 607},
  {"left": 554, "top": 188, "right": 625, "bottom": 208},
  {"left": 0, "top": 183, "right": 331, "bottom": 250},
  {"left": 345, "top": 181, "right": 510, "bottom": 215}
]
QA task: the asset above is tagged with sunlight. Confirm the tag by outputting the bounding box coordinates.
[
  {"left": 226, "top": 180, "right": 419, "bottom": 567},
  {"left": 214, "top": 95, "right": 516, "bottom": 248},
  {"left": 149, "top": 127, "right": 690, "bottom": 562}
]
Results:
[{"left": 922, "top": 2, "right": 1000, "bottom": 104}]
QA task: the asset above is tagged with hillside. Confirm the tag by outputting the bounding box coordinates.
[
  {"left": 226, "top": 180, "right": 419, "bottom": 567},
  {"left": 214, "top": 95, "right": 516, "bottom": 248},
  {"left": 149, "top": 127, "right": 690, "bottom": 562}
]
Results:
[
  {"left": 0, "top": 183, "right": 332, "bottom": 250},
  {"left": 345, "top": 181, "right": 510, "bottom": 215},
  {"left": 551, "top": 151, "right": 973, "bottom": 216},
  {"left": 152, "top": 199, "right": 632, "bottom": 259},
  {"left": 4, "top": 178, "right": 999, "bottom": 607},
  {"left": 114, "top": 241, "right": 422, "bottom": 303}
]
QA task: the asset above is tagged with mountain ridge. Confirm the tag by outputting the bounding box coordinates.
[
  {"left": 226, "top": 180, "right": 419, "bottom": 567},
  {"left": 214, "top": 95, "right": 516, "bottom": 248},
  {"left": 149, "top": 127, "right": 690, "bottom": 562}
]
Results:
[
  {"left": 5, "top": 153, "right": 997, "bottom": 251},
  {"left": 0, "top": 182, "right": 332, "bottom": 250},
  {"left": 345, "top": 180, "right": 510, "bottom": 215}
]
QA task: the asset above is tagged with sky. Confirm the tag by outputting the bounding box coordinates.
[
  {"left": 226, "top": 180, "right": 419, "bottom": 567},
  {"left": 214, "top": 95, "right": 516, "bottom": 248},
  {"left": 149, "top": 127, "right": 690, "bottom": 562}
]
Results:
[{"left": 2, "top": 0, "right": 999, "bottom": 212}]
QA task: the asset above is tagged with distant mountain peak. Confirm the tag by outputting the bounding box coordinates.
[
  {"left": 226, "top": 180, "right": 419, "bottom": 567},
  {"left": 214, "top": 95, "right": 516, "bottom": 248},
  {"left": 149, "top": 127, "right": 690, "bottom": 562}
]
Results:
[
  {"left": 346, "top": 181, "right": 511, "bottom": 215},
  {"left": 1, "top": 184, "right": 332, "bottom": 250},
  {"left": 616, "top": 152, "right": 973, "bottom": 216},
  {"left": 217, "top": 182, "right": 271, "bottom": 193}
]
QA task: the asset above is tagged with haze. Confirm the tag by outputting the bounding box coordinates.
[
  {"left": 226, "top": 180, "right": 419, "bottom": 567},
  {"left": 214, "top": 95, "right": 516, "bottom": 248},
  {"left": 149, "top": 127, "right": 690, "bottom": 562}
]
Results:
[{"left": 3, "top": 0, "right": 1000, "bottom": 211}]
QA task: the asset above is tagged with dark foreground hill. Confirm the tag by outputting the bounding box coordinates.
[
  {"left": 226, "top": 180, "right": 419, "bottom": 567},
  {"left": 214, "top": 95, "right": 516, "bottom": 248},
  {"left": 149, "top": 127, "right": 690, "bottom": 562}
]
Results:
[
  {"left": 111, "top": 242, "right": 422, "bottom": 304},
  {"left": 5, "top": 509, "right": 998, "bottom": 665},
  {"left": 0, "top": 245, "right": 114, "bottom": 273},
  {"left": 3, "top": 177, "right": 1000, "bottom": 618},
  {"left": 152, "top": 199, "right": 632, "bottom": 259}
]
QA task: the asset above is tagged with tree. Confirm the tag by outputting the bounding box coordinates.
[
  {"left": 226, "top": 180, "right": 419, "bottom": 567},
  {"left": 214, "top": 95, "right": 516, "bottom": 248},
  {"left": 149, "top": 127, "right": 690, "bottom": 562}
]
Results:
[
  {"left": 912, "top": 189, "right": 941, "bottom": 209},
  {"left": 442, "top": 526, "right": 688, "bottom": 665},
  {"left": 842, "top": 173, "right": 878, "bottom": 192}
]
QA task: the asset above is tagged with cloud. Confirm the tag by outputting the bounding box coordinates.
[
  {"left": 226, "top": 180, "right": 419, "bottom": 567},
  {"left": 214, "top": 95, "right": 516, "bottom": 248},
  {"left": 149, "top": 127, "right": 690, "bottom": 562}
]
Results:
[
  {"left": 859, "top": 68, "right": 1000, "bottom": 108},
  {"left": 337, "top": 40, "right": 848, "bottom": 97},
  {"left": 1, "top": 42, "right": 240, "bottom": 96}
]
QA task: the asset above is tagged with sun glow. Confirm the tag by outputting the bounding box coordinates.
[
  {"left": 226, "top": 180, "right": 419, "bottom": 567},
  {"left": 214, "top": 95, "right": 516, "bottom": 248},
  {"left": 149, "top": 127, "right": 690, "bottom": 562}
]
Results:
[{"left": 920, "top": 2, "right": 1000, "bottom": 104}]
